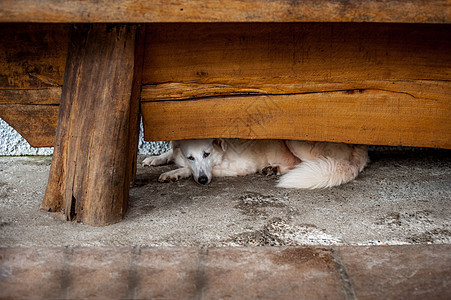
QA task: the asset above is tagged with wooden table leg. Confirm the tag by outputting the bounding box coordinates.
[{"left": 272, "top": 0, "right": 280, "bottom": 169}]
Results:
[{"left": 41, "top": 24, "right": 145, "bottom": 226}]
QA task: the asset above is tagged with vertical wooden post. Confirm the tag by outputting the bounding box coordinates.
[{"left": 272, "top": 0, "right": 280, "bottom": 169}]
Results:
[{"left": 41, "top": 24, "right": 145, "bottom": 226}]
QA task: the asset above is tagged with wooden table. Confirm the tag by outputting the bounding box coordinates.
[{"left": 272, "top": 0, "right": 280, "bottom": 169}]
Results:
[{"left": 0, "top": 1, "right": 450, "bottom": 226}]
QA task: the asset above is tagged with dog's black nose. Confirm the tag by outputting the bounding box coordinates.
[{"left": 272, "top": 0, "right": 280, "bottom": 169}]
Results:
[{"left": 197, "top": 175, "right": 209, "bottom": 185}]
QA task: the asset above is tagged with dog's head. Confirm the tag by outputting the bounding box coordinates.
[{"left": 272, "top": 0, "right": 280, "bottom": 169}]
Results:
[{"left": 173, "top": 139, "right": 227, "bottom": 185}]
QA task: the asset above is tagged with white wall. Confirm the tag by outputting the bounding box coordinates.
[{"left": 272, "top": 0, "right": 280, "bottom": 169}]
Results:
[{"left": 0, "top": 118, "right": 169, "bottom": 156}]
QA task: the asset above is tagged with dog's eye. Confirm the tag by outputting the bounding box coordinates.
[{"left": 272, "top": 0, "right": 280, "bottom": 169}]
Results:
[
  {"left": 187, "top": 156, "right": 195, "bottom": 161},
  {"left": 203, "top": 152, "right": 210, "bottom": 158}
]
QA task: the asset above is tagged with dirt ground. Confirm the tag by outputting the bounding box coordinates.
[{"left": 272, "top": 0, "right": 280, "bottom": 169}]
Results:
[{"left": 0, "top": 147, "right": 450, "bottom": 247}]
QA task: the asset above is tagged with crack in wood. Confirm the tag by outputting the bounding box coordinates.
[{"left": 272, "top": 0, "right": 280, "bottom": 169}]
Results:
[
  {"left": 69, "top": 195, "right": 77, "bottom": 221},
  {"left": 141, "top": 88, "right": 422, "bottom": 103}
]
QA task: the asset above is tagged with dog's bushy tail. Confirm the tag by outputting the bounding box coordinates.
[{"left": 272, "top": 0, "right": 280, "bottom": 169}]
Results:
[{"left": 277, "top": 148, "right": 368, "bottom": 189}]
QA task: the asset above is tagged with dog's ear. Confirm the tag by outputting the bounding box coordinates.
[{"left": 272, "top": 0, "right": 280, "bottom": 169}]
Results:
[
  {"left": 171, "top": 140, "right": 180, "bottom": 149},
  {"left": 213, "top": 138, "right": 227, "bottom": 152}
]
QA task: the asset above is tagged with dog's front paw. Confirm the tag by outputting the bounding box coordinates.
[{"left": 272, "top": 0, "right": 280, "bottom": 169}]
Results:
[
  {"left": 158, "top": 168, "right": 191, "bottom": 183},
  {"left": 142, "top": 156, "right": 164, "bottom": 167},
  {"left": 158, "top": 173, "right": 179, "bottom": 183}
]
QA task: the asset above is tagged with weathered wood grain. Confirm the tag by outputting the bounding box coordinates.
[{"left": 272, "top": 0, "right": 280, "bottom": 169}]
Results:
[
  {"left": 140, "top": 23, "right": 450, "bottom": 148},
  {"left": 0, "top": 88, "right": 60, "bottom": 146},
  {"left": 141, "top": 80, "right": 449, "bottom": 102},
  {"left": 0, "top": 88, "right": 61, "bottom": 105},
  {"left": 128, "top": 25, "right": 146, "bottom": 186},
  {"left": 141, "top": 90, "right": 451, "bottom": 148},
  {"left": 0, "top": 0, "right": 449, "bottom": 23},
  {"left": 1, "top": 23, "right": 450, "bottom": 149},
  {"left": 0, "top": 24, "right": 67, "bottom": 147},
  {"left": 42, "top": 24, "right": 144, "bottom": 226},
  {"left": 143, "top": 23, "right": 450, "bottom": 86},
  {"left": 0, "top": 104, "right": 58, "bottom": 147},
  {"left": 0, "top": 24, "right": 68, "bottom": 89}
]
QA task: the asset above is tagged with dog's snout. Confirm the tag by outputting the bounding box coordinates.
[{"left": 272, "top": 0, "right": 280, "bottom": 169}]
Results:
[{"left": 197, "top": 175, "right": 209, "bottom": 185}]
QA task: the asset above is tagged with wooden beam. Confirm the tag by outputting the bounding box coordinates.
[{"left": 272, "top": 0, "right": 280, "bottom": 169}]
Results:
[
  {"left": 0, "top": 88, "right": 61, "bottom": 147},
  {"left": 42, "top": 24, "right": 145, "bottom": 226},
  {"left": 0, "top": 104, "right": 58, "bottom": 147},
  {"left": 0, "top": 24, "right": 68, "bottom": 89},
  {"left": 0, "top": 88, "right": 61, "bottom": 105},
  {"left": 141, "top": 80, "right": 449, "bottom": 102},
  {"left": 1, "top": 23, "right": 450, "bottom": 149},
  {"left": 140, "top": 23, "right": 450, "bottom": 148},
  {"left": 0, "top": 24, "right": 67, "bottom": 147},
  {"left": 0, "top": 0, "right": 449, "bottom": 23},
  {"left": 141, "top": 90, "right": 451, "bottom": 149},
  {"left": 143, "top": 23, "right": 450, "bottom": 86}
]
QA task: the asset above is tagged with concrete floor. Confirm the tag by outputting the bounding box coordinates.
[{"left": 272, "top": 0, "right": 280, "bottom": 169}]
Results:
[{"left": 0, "top": 147, "right": 450, "bottom": 247}]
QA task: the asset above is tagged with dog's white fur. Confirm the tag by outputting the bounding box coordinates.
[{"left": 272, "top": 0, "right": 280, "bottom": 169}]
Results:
[{"left": 143, "top": 139, "right": 369, "bottom": 189}]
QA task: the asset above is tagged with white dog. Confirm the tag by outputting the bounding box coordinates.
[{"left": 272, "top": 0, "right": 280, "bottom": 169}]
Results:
[{"left": 142, "top": 139, "right": 369, "bottom": 189}]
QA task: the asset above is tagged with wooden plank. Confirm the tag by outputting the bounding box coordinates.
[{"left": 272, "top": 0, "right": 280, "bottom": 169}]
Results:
[
  {"left": 141, "top": 80, "right": 449, "bottom": 103},
  {"left": 0, "top": 104, "right": 58, "bottom": 147},
  {"left": 0, "top": 0, "right": 449, "bottom": 23},
  {"left": 0, "top": 88, "right": 61, "bottom": 105},
  {"left": 0, "top": 88, "right": 61, "bottom": 146},
  {"left": 0, "top": 24, "right": 68, "bottom": 89},
  {"left": 0, "top": 24, "right": 67, "bottom": 147},
  {"left": 1, "top": 23, "right": 449, "bottom": 150},
  {"left": 141, "top": 23, "right": 450, "bottom": 148},
  {"left": 141, "top": 91, "right": 451, "bottom": 149},
  {"left": 143, "top": 23, "right": 450, "bottom": 86},
  {"left": 42, "top": 24, "right": 144, "bottom": 226}
]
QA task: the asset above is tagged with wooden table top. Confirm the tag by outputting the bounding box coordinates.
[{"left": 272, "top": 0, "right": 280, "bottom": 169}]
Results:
[{"left": 0, "top": 0, "right": 449, "bottom": 24}]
